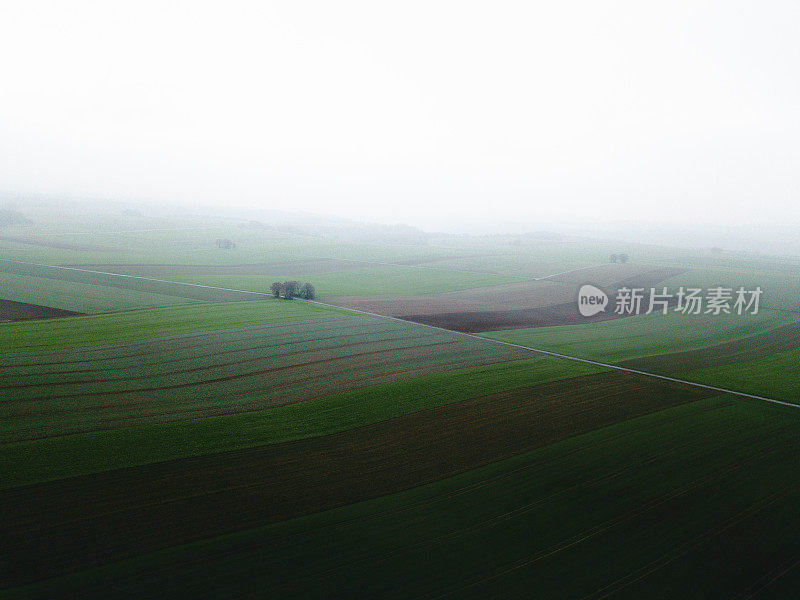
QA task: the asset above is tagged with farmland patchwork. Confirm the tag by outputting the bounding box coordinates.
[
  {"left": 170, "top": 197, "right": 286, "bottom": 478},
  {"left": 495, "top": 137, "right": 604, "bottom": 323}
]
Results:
[{"left": 1, "top": 219, "right": 799, "bottom": 598}]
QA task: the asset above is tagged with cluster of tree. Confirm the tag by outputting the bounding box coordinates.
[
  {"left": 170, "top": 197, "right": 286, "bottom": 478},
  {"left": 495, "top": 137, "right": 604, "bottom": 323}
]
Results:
[
  {"left": 609, "top": 253, "right": 629, "bottom": 263},
  {"left": 215, "top": 238, "right": 237, "bottom": 249},
  {"left": 270, "top": 281, "right": 315, "bottom": 300}
]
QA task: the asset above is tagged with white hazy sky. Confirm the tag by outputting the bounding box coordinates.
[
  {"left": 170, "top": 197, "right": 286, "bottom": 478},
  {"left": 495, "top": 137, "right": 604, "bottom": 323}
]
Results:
[{"left": 1, "top": 0, "right": 799, "bottom": 233}]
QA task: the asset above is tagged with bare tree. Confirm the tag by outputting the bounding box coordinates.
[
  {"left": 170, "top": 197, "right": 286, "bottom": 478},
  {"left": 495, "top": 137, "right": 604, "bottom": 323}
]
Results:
[
  {"left": 282, "top": 280, "right": 299, "bottom": 299},
  {"left": 298, "top": 282, "right": 315, "bottom": 299}
]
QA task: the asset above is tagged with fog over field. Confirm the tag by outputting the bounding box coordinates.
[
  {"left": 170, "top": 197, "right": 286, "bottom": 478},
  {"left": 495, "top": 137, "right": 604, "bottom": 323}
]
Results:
[
  {"left": 3, "top": 3, "right": 800, "bottom": 599},
  {"left": 2, "top": 0, "right": 800, "bottom": 247}
]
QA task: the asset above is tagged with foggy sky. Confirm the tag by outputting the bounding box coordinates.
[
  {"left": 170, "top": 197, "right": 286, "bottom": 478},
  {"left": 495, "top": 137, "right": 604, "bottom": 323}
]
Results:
[{"left": 1, "top": 1, "right": 799, "bottom": 234}]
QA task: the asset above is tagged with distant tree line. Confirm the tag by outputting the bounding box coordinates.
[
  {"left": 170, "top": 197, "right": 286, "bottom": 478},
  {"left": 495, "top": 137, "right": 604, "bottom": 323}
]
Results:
[
  {"left": 271, "top": 281, "right": 315, "bottom": 300},
  {"left": 609, "top": 253, "right": 629, "bottom": 264}
]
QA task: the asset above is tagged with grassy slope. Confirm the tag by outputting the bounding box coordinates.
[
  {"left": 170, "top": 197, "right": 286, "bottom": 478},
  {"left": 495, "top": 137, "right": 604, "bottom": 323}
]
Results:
[
  {"left": 0, "top": 271, "right": 202, "bottom": 313},
  {"left": 0, "top": 357, "right": 603, "bottom": 489},
  {"left": 480, "top": 308, "right": 799, "bottom": 363},
  {"left": 680, "top": 347, "right": 800, "bottom": 404},
  {"left": 9, "top": 396, "right": 800, "bottom": 599},
  {"left": 0, "top": 299, "right": 347, "bottom": 353},
  {"left": 1, "top": 317, "right": 532, "bottom": 442},
  {"left": 0, "top": 259, "right": 263, "bottom": 305},
  {"left": 661, "top": 264, "right": 800, "bottom": 312}
]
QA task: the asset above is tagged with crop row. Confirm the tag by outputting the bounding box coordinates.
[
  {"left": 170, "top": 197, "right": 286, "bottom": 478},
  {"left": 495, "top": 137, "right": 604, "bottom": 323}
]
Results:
[{"left": 1, "top": 315, "right": 529, "bottom": 441}]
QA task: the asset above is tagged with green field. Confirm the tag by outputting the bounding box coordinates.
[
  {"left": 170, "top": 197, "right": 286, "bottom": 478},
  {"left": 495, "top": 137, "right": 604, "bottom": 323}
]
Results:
[
  {"left": 7, "top": 397, "right": 800, "bottom": 599},
  {"left": 0, "top": 357, "right": 603, "bottom": 489},
  {"left": 0, "top": 313, "right": 535, "bottom": 442},
  {"left": 0, "top": 299, "right": 345, "bottom": 352},
  {"left": 2, "top": 206, "right": 799, "bottom": 597},
  {"left": 481, "top": 309, "right": 800, "bottom": 363},
  {"left": 0, "top": 259, "right": 262, "bottom": 310},
  {"left": 682, "top": 348, "right": 800, "bottom": 404},
  {"left": 0, "top": 270, "right": 206, "bottom": 313}
]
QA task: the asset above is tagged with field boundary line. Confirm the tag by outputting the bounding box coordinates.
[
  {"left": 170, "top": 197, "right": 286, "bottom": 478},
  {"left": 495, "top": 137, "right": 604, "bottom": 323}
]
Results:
[
  {"left": 4, "top": 258, "right": 796, "bottom": 410},
  {"left": 533, "top": 264, "right": 604, "bottom": 280},
  {"left": 0, "top": 258, "right": 277, "bottom": 297}
]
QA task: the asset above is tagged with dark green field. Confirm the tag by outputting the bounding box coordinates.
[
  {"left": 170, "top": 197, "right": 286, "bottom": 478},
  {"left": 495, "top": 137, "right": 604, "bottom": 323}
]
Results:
[{"left": 2, "top": 207, "right": 799, "bottom": 598}]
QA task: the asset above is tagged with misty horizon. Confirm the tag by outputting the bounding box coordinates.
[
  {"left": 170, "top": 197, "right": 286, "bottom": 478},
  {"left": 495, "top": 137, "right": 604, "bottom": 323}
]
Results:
[
  {"left": 5, "top": 191, "right": 800, "bottom": 259},
  {"left": 2, "top": 0, "right": 800, "bottom": 244}
]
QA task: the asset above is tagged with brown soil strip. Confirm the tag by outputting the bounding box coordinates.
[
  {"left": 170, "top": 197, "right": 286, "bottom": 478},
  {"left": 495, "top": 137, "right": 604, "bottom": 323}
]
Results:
[
  {"left": 0, "top": 299, "right": 84, "bottom": 322},
  {"left": 330, "top": 267, "right": 686, "bottom": 332},
  {"left": 0, "top": 371, "right": 715, "bottom": 587},
  {"left": 403, "top": 289, "right": 683, "bottom": 333},
  {"left": 400, "top": 306, "right": 595, "bottom": 332}
]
